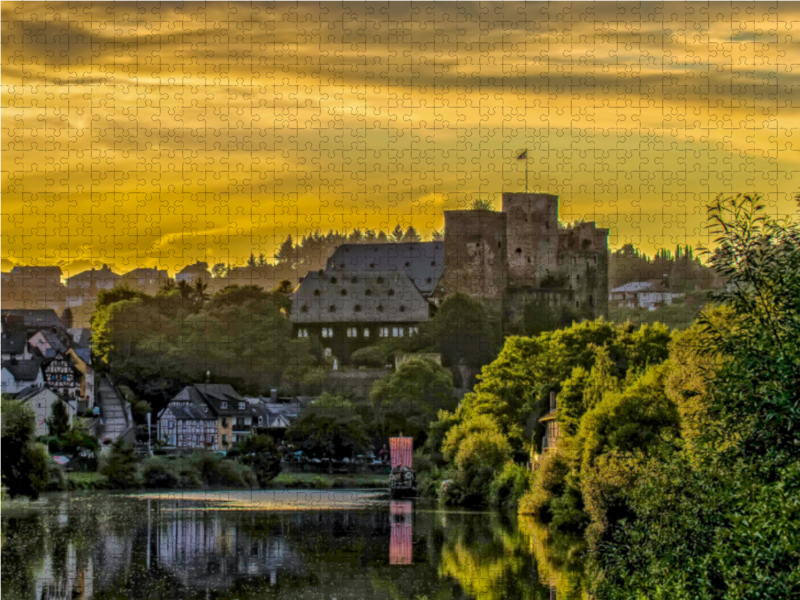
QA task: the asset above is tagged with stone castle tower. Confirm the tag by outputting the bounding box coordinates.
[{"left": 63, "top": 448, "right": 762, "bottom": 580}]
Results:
[{"left": 437, "top": 192, "right": 609, "bottom": 320}]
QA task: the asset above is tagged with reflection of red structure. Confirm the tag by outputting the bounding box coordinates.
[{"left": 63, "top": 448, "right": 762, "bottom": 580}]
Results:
[
  {"left": 390, "top": 437, "right": 413, "bottom": 469},
  {"left": 389, "top": 501, "right": 413, "bottom": 565}
]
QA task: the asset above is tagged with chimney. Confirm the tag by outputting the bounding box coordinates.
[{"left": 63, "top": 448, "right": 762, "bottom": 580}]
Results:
[
  {"left": 270, "top": 388, "right": 278, "bottom": 403},
  {"left": 550, "top": 391, "right": 557, "bottom": 412}
]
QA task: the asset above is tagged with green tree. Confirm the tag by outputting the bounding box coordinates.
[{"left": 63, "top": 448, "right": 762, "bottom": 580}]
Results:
[
  {"left": 47, "top": 398, "right": 71, "bottom": 438},
  {"left": 285, "top": 394, "right": 370, "bottom": 460},
  {"left": 1, "top": 398, "right": 50, "bottom": 499},
  {"left": 99, "top": 441, "right": 139, "bottom": 489},
  {"left": 370, "top": 357, "right": 456, "bottom": 445},
  {"left": 240, "top": 434, "right": 282, "bottom": 487}
]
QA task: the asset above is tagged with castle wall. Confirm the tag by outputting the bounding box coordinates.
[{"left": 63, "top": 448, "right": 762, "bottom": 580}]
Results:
[
  {"left": 439, "top": 210, "right": 507, "bottom": 301},
  {"left": 503, "top": 193, "right": 559, "bottom": 287},
  {"left": 556, "top": 222, "right": 609, "bottom": 319}
]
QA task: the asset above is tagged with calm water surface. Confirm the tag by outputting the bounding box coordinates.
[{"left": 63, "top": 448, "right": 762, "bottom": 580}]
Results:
[{"left": 1, "top": 490, "right": 587, "bottom": 599}]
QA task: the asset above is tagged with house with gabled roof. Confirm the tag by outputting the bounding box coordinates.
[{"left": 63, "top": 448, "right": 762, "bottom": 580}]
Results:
[
  {"left": 121, "top": 267, "right": 171, "bottom": 295},
  {"left": 1, "top": 359, "right": 44, "bottom": 395},
  {"left": 158, "top": 383, "right": 253, "bottom": 449},
  {"left": 13, "top": 385, "right": 73, "bottom": 437},
  {"left": 1, "top": 319, "right": 33, "bottom": 361}
]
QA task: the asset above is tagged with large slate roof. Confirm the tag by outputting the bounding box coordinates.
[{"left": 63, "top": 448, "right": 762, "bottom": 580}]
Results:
[
  {"left": 2, "top": 359, "right": 42, "bottom": 382},
  {"left": 172, "top": 384, "right": 250, "bottom": 417},
  {"left": 165, "top": 402, "right": 215, "bottom": 420},
  {"left": 2, "top": 309, "right": 65, "bottom": 330},
  {"left": 1, "top": 322, "right": 28, "bottom": 355},
  {"left": 291, "top": 269, "right": 431, "bottom": 324},
  {"left": 325, "top": 242, "right": 444, "bottom": 296}
]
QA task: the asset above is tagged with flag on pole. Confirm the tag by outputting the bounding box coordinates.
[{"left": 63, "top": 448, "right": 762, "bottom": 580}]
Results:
[{"left": 517, "top": 150, "right": 527, "bottom": 160}]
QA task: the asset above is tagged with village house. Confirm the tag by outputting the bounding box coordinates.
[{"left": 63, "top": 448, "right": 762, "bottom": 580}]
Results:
[
  {"left": 65, "top": 265, "right": 120, "bottom": 306},
  {"left": 175, "top": 261, "right": 211, "bottom": 285},
  {"left": 13, "top": 385, "right": 74, "bottom": 437},
  {"left": 41, "top": 352, "right": 83, "bottom": 401},
  {"left": 29, "top": 328, "right": 71, "bottom": 357},
  {"left": 1, "top": 318, "right": 33, "bottom": 361},
  {"left": 245, "top": 394, "right": 306, "bottom": 433},
  {"left": 1, "top": 309, "right": 65, "bottom": 331},
  {"left": 121, "top": 267, "right": 171, "bottom": 295},
  {"left": 158, "top": 384, "right": 253, "bottom": 449},
  {"left": 1, "top": 359, "right": 44, "bottom": 395},
  {"left": 66, "top": 347, "right": 95, "bottom": 411},
  {"left": 531, "top": 392, "right": 561, "bottom": 471},
  {"left": 608, "top": 280, "right": 685, "bottom": 311}
]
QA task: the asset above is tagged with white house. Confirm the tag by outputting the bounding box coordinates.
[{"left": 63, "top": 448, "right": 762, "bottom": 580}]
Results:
[
  {"left": 609, "top": 281, "right": 685, "bottom": 311},
  {"left": 14, "top": 385, "right": 74, "bottom": 437},
  {"left": 1, "top": 359, "right": 44, "bottom": 394}
]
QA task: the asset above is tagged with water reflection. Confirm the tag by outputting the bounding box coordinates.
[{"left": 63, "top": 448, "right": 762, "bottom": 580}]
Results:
[{"left": 1, "top": 492, "right": 588, "bottom": 600}]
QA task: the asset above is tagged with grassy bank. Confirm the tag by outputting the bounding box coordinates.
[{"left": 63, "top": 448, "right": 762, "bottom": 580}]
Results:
[{"left": 67, "top": 470, "right": 387, "bottom": 491}]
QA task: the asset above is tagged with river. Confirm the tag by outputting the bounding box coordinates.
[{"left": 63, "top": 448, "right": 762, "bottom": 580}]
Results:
[{"left": 1, "top": 490, "right": 588, "bottom": 600}]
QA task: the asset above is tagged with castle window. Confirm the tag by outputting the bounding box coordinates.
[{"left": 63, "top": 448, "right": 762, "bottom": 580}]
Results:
[
  {"left": 340, "top": 263, "right": 345, "bottom": 269},
  {"left": 329, "top": 305, "right": 336, "bottom": 313},
  {"left": 314, "top": 289, "right": 320, "bottom": 296},
  {"left": 515, "top": 248, "right": 522, "bottom": 254},
  {"left": 589, "top": 295, "right": 594, "bottom": 307},
  {"left": 347, "top": 327, "right": 357, "bottom": 338},
  {"left": 330, "top": 277, "right": 337, "bottom": 284},
  {"left": 377, "top": 305, "right": 385, "bottom": 312},
  {"left": 498, "top": 241, "right": 502, "bottom": 248},
  {"left": 354, "top": 304, "right": 362, "bottom": 312},
  {"left": 301, "top": 305, "right": 308, "bottom": 313},
  {"left": 388, "top": 289, "right": 395, "bottom": 296},
  {"left": 341, "top": 289, "right": 348, "bottom": 296},
  {"left": 363, "top": 328, "right": 370, "bottom": 338},
  {"left": 399, "top": 305, "right": 405, "bottom": 312},
  {"left": 365, "top": 288, "right": 373, "bottom": 296},
  {"left": 370, "top": 263, "right": 375, "bottom": 268}
]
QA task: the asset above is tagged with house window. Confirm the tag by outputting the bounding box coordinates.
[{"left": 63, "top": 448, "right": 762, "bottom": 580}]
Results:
[
  {"left": 392, "top": 327, "right": 404, "bottom": 337},
  {"left": 322, "top": 327, "right": 333, "bottom": 338},
  {"left": 347, "top": 327, "right": 357, "bottom": 338},
  {"left": 409, "top": 326, "right": 419, "bottom": 336},
  {"left": 298, "top": 328, "right": 309, "bottom": 338},
  {"left": 238, "top": 402, "right": 245, "bottom": 410},
  {"left": 221, "top": 401, "right": 228, "bottom": 409},
  {"left": 258, "top": 416, "right": 263, "bottom": 426},
  {"left": 379, "top": 327, "right": 389, "bottom": 338},
  {"left": 202, "top": 405, "right": 208, "bottom": 413},
  {"left": 222, "top": 434, "right": 228, "bottom": 445},
  {"left": 363, "top": 328, "right": 370, "bottom": 338}
]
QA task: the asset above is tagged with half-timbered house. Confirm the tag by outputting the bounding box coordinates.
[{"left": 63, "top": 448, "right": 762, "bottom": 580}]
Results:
[
  {"left": 158, "top": 402, "right": 218, "bottom": 448},
  {"left": 42, "top": 352, "right": 82, "bottom": 401},
  {"left": 158, "top": 384, "right": 253, "bottom": 449}
]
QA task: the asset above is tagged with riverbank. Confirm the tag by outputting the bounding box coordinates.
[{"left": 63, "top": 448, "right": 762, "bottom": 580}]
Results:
[{"left": 68, "top": 471, "right": 388, "bottom": 491}]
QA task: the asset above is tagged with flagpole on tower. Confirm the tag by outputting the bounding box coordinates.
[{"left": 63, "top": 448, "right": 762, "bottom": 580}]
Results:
[{"left": 517, "top": 149, "right": 528, "bottom": 192}]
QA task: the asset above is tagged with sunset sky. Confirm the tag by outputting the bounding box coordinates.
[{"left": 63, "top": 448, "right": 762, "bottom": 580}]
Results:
[{"left": 3, "top": 2, "right": 799, "bottom": 276}]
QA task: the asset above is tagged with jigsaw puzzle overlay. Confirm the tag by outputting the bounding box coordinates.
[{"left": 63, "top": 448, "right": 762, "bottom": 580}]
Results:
[{"left": 2, "top": 3, "right": 799, "bottom": 600}]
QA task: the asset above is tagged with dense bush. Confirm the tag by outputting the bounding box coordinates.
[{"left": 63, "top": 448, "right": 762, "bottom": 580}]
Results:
[
  {"left": 99, "top": 441, "right": 140, "bottom": 489},
  {"left": 488, "top": 462, "right": 532, "bottom": 510},
  {"left": 518, "top": 451, "right": 570, "bottom": 520},
  {"left": 350, "top": 345, "right": 388, "bottom": 368}
]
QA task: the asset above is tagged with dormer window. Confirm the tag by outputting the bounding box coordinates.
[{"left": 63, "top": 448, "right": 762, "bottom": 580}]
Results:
[
  {"left": 202, "top": 405, "right": 208, "bottom": 413},
  {"left": 239, "top": 402, "right": 245, "bottom": 410},
  {"left": 221, "top": 401, "right": 228, "bottom": 409}
]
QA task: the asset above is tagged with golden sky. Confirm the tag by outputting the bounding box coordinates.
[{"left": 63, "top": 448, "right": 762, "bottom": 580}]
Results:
[{"left": 3, "top": 2, "right": 799, "bottom": 276}]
